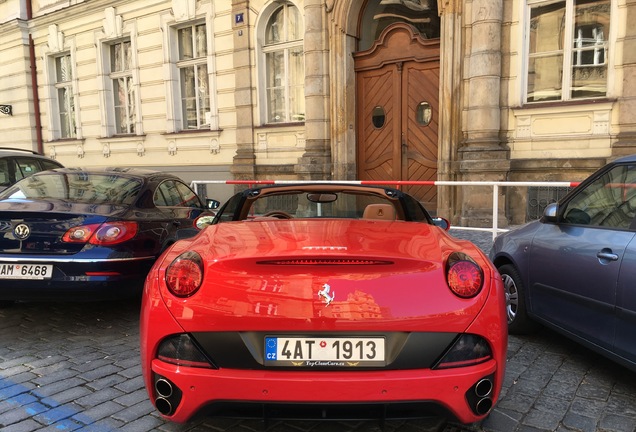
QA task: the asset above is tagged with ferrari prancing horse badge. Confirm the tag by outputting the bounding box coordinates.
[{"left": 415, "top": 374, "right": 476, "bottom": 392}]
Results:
[{"left": 318, "top": 283, "right": 335, "bottom": 306}]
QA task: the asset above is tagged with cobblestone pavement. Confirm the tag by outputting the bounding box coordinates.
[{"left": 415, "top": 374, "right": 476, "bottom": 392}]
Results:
[{"left": 1, "top": 230, "right": 636, "bottom": 432}]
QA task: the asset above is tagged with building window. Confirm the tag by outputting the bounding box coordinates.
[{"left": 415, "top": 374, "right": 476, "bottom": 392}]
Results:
[
  {"left": 55, "top": 54, "right": 76, "bottom": 138},
  {"left": 177, "top": 23, "right": 210, "bottom": 130},
  {"left": 262, "top": 3, "right": 304, "bottom": 123},
  {"left": 110, "top": 41, "right": 136, "bottom": 134},
  {"left": 359, "top": 0, "right": 440, "bottom": 51},
  {"left": 526, "top": 0, "right": 610, "bottom": 103}
]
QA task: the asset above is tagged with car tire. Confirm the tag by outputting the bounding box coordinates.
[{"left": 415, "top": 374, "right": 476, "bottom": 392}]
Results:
[{"left": 498, "top": 264, "right": 538, "bottom": 335}]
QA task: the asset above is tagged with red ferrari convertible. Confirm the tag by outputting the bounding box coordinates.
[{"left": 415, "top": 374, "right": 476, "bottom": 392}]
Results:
[{"left": 140, "top": 183, "right": 507, "bottom": 425}]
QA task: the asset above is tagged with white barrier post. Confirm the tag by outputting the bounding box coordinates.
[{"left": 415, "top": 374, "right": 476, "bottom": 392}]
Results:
[{"left": 492, "top": 184, "right": 499, "bottom": 242}]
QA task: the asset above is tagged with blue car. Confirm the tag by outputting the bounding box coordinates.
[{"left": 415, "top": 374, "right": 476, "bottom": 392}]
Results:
[
  {"left": 490, "top": 154, "right": 636, "bottom": 372},
  {"left": 0, "top": 167, "right": 214, "bottom": 302}
]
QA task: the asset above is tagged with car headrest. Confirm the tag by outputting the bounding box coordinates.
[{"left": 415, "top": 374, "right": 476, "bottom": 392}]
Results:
[{"left": 362, "top": 203, "right": 396, "bottom": 221}]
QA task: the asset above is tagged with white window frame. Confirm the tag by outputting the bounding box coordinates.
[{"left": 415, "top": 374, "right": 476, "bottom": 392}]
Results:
[
  {"left": 522, "top": 0, "right": 615, "bottom": 104},
  {"left": 54, "top": 54, "right": 76, "bottom": 138},
  {"left": 96, "top": 36, "right": 143, "bottom": 137},
  {"left": 257, "top": 1, "right": 305, "bottom": 125},
  {"left": 161, "top": 13, "right": 218, "bottom": 133},
  {"left": 95, "top": 9, "right": 143, "bottom": 138},
  {"left": 44, "top": 46, "right": 81, "bottom": 141},
  {"left": 177, "top": 22, "right": 210, "bottom": 130},
  {"left": 110, "top": 40, "right": 136, "bottom": 135}
]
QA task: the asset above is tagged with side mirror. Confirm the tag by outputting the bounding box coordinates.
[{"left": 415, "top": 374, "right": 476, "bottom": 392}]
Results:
[
  {"left": 206, "top": 199, "right": 220, "bottom": 210},
  {"left": 195, "top": 215, "right": 216, "bottom": 230},
  {"left": 542, "top": 203, "right": 558, "bottom": 222},
  {"left": 432, "top": 217, "right": 450, "bottom": 231}
]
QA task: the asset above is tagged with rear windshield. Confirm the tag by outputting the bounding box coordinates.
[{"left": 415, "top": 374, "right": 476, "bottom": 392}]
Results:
[{"left": 0, "top": 172, "right": 143, "bottom": 205}]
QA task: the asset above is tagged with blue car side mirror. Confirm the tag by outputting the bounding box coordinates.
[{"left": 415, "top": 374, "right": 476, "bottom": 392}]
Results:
[{"left": 542, "top": 203, "right": 558, "bottom": 222}]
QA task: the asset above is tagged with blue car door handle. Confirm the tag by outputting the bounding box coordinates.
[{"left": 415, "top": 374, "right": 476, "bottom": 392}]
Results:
[{"left": 597, "top": 250, "right": 619, "bottom": 261}]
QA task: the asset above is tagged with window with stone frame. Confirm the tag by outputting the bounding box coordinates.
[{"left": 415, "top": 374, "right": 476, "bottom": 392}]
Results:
[
  {"left": 262, "top": 2, "right": 305, "bottom": 123},
  {"left": 54, "top": 54, "right": 76, "bottom": 138},
  {"left": 109, "top": 40, "right": 136, "bottom": 134},
  {"left": 358, "top": 0, "right": 440, "bottom": 51},
  {"left": 526, "top": 0, "right": 610, "bottom": 103},
  {"left": 176, "top": 22, "right": 210, "bottom": 130}
]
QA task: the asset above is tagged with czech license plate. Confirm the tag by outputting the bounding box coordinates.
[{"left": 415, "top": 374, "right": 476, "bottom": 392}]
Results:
[
  {"left": 0, "top": 264, "right": 53, "bottom": 280},
  {"left": 264, "top": 336, "right": 385, "bottom": 367}
]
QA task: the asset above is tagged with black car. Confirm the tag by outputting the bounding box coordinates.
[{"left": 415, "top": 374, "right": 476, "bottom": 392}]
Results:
[
  {"left": 490, "top": 154, "right": 636, "bottom": 372},
  {"left": 0, "top": 147, "right": 64, "bottom": 191},
  {"left": 0, "top": 167, "right": 214, "bottom": 302}
]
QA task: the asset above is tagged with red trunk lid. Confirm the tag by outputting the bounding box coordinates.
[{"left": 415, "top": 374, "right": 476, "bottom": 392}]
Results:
[{"left": 161, "top": 220, "right": 491, "bottom": 333}]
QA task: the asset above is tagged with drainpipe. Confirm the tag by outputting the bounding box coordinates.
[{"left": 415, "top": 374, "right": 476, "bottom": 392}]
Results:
[
  {"left": 27, "top": 0, "right": 44, "bottom": 154},
  {"left": 29, "top": 36, "right": 43, "bottom": 155}
]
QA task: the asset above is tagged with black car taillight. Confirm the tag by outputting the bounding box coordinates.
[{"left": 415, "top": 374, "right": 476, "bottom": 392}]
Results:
[
  {"left": 446, "top": 252, "right": 484, "bottom": 298},
  {"left": 165, "top": 251, "right": 203, "bottom": 297},
  {"left": 433, "top": 334, "right": 492, "bottom": 369},
  {"left": 157, "top": 334, "right": 216, "bottom": 369}
]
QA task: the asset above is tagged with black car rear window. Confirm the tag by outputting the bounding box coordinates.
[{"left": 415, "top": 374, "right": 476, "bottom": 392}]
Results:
[{"left": 0, "top": 172, "right": 143, "bottom": 205}]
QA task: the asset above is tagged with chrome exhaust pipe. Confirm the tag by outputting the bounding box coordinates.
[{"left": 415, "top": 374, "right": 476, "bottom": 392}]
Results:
[
  {"left": 153, "top": 376, "right": 182, "bottom": 417},
  {"left": 475, "top": 397, "right": 493, "bottom": 415},
  {"left": 155, "top": 397, "right": 173, "bottom": 416},
  {"left": 155, "top": 378, "right": 173, "bottom": 398},
  {"left": 474, "top": 378, "right": 493, "bottom": 398}
]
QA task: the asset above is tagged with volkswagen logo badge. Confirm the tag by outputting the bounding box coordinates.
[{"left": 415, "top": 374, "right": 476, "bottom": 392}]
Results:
[{"left": 13, "top": 223, "right": 31, "bottom": 240}]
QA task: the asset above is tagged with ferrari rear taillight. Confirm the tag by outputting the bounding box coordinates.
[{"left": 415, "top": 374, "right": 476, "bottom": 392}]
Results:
[
  {"left": 434, "top": 334, "right": 492, "bottom": 369},
  {"left": 62, "top": 221, "right": 138, "bottom": 245},
  {"left": 165, "top": 251, "right": 203, "bottom": 297},
  {"left": 157, "top": 334, "right": 215, "bottom": 369},
  {"left": 446, "top": 252, "right": 484, "bottom": 298}
]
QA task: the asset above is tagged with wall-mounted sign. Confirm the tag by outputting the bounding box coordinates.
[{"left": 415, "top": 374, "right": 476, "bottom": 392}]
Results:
[{"left": 235, "top": 13, "right": 244, "bottom": 25}]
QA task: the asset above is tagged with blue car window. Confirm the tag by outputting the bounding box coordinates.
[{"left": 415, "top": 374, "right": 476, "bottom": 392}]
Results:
[{"left": 562, "top": 163, "right": 636, "bottom": 229}]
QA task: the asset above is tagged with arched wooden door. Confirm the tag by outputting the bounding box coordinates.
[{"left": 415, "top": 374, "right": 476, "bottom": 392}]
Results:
[{"left": 355, "top": 24, "right": 440, "bottom": 211}]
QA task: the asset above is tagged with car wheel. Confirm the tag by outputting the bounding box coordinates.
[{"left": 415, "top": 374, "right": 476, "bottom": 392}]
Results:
[{"left": 498, "top": 264, "right": 538, "bottom": 334}]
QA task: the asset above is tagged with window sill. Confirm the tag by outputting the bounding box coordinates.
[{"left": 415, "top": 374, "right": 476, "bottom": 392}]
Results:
[
  {"left": 99, "top": 134, "right": 146, "bottom": 142},
  {"left": 514, "top": 97, "right": 617, "bottom": 111},
  {"left": 256, "top": 122, "right": 305, "bottom": 130},
  {"left": 163, "top": 129, "right": 222, "bottom": 136},
  {"left": 48, "top": 138, "right": 84, "bottom": 144}
]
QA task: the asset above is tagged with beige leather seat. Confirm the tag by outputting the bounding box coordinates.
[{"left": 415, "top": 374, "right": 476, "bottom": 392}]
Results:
[{"left": 362, "top": 203, "right": 396, "bottom": 221}]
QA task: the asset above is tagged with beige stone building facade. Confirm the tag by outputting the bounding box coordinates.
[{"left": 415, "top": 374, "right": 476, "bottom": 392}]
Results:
[{"left": 1, "top": 0, "right": 634, "bottom": 225}]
